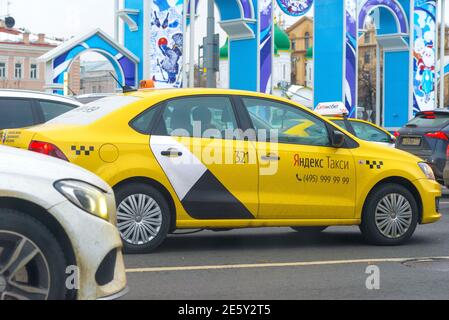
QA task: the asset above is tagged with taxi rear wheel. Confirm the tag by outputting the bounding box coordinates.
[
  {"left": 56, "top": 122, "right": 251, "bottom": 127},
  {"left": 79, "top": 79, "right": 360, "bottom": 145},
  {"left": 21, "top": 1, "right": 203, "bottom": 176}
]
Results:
[
  {"left": 360, "top": 184, "right": 419, "bottom": 246},
  {"left": 115, "top": 183, "right": 171, "bottom": 254}
]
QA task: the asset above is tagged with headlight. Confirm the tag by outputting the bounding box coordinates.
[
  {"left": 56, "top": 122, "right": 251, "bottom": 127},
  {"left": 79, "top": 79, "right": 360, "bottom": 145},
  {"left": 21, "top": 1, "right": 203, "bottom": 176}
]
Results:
[
  {"left": 54, "top": 180, "right": 109, "bottom": 221},
  {"left": 418, "top": 162, "right": 436, "bottom": 180}
]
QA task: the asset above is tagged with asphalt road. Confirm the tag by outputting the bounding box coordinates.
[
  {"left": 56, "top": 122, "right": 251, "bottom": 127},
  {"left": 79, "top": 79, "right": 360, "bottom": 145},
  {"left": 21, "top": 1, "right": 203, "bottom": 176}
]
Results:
[{"left": 122, "top": 202, "right": 449, "bottom": 300}]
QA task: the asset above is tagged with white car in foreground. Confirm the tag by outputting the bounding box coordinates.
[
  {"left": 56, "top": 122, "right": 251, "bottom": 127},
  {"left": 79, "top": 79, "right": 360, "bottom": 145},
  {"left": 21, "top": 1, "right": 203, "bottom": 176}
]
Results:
[{"left": 0, "top": 146, "right": 127, "bottom": 300}]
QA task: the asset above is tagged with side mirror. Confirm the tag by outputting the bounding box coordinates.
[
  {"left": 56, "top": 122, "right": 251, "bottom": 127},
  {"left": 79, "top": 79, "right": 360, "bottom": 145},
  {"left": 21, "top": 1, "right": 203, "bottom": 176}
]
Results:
[
  {"left": 331, "top": 130, "right": 346, "bottom": 148},
  {"left": 389, "top": 135, "right": 396, "bottom": 144}
]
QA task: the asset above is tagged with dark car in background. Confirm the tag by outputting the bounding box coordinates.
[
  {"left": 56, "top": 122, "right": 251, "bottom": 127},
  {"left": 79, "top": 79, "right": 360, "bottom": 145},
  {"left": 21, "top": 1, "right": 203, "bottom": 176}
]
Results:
[
  {"left": 0, "top": 90, "right": 82, "bottom": 130},
  {"left": 396, "top": 110, "right": 449, "bottom": 185}
]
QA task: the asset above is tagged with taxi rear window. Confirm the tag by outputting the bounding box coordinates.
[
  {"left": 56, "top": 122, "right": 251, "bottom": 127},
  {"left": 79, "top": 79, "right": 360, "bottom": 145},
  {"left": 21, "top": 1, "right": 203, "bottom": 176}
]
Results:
[{"left": 47, "top": 96, "right": 141, "bottom": 125}]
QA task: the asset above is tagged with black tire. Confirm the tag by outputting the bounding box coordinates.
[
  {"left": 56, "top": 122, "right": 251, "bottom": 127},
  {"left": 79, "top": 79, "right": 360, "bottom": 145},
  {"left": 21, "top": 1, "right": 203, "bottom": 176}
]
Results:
[
  {"left": 291, "top": 227, "right": 328, "bottom": 234},
  {"left": 115, "top": 183, "right": 171, "bottom": 254},
  {"left": 0, "top": 209, "right": 68, "bottom": 300},
  {"left": 360, "top": 183, "right": 419, "bottom": 246}
]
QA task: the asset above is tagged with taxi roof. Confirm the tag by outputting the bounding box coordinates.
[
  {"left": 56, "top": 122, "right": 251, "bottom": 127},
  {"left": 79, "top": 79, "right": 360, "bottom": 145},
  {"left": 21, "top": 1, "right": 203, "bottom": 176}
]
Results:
[{"left": 125, "top": 88, "right": 287, "bottom": 100}]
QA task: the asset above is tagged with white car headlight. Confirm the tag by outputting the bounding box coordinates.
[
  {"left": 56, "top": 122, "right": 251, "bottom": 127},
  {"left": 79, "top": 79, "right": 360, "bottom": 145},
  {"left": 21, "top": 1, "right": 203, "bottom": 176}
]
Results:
[
  {"left": 54, "top": 180, "right": 109, "bottom": 221},
  {"left": 418, "top": 162, "right": 436, "bottom": 181}
]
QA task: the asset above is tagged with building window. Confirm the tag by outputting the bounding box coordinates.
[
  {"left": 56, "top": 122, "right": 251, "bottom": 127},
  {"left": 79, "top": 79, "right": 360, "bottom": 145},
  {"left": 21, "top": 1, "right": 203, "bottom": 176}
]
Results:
[
  {"left": 364, "top": 52, "right": 371, "bottom": 64},
  {"left": 304, "top": 32, "right": 311, "bottom": 49},
  {"left": 14, "top": 63, "right": 23, "bottom": 79},
  {"left": 0, "top": 62, "right": 6, "bottom": 78},
  {"left": 30, "top": 64, "right": 38, "bottom": 79},
  {"left": 291, "top": 40, "right": 296, "bottom": 50},
  {"left": 364, "top": 32, "right": 371, "bottom": 44}
]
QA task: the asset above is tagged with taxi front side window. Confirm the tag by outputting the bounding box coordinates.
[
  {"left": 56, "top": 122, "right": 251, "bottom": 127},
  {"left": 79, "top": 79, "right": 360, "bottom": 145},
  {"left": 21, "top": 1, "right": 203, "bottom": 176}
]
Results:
[{"left": 242, "top": 98, "right": 330, "bottom": 147}]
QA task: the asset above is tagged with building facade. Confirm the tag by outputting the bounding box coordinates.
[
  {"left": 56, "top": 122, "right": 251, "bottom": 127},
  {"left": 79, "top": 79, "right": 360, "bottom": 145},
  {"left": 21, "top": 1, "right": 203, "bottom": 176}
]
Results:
[
  {"left": 78, "top": 60, "right": 116, "bottom": 95},
  {"left": 286, "top": 17, "right": 313, "bottom": 87},
  {"left": 0, "top": 20, "right": 82, "bottom": 93},
  {"left": 218, "top": 24, "right": 291, "bottom": 91}
]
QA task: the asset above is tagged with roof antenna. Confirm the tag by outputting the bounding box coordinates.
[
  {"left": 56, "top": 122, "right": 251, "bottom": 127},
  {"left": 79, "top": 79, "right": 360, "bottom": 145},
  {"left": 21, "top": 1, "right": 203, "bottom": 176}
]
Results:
[{"left": 109, "top": 72, "right": 136, "bottom": 93}]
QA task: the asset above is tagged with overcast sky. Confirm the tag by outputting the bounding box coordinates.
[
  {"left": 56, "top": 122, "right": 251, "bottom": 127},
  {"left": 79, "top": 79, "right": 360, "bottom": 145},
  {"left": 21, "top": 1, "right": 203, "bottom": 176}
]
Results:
[
  {"left": 2, "top": 0, "right": 449, "bottom": 57},
  {"left": 2, "top": 0, "right": 309, "bottom": 39}
]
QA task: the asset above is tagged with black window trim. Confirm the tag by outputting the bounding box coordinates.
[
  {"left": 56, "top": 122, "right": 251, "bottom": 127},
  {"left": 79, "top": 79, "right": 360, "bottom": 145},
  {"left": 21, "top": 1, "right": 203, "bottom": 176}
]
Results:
[{"left": 235, "top": 95, "right": 359, "bottom": 149}]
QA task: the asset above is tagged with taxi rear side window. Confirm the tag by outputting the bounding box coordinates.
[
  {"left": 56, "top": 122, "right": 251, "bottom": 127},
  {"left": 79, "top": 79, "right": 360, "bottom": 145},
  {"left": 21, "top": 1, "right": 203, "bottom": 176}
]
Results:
[
  {"left": 155, "top": 96, "right": 238, "bottom": 139},
  {"left": 130, "top": 105, "right": 161, "bottom": 134}
]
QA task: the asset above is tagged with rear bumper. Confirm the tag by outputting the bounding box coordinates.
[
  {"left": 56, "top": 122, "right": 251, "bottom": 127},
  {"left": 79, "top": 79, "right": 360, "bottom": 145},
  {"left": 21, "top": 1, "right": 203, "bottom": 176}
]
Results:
[{"left": 413, "top": 179, "right": 442, "bottom": 224}]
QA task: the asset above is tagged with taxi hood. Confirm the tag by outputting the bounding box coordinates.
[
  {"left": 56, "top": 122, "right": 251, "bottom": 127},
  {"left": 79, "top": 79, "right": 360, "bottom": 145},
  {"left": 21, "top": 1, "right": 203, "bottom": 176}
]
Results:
[
  {"left": 357, "top": 139, "right": 423, "bottom": 163},
  {"left": 0, "top": 145, "right": 111, "bottom": 192}
]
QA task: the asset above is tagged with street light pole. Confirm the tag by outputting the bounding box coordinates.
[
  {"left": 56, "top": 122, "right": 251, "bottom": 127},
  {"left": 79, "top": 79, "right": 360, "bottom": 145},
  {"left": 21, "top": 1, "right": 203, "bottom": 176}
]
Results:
[
  {"left": 189, "top": 0, "right": 196, "bottom": 88},
  {"left": 205, "top": 0, "right": 216, "bottom": 88},
  {"left": 114, "top": 0, "right": 120, "bottom": 42},
  {"left": 440, "top": 0, "right": 446, "bottom": 108}
]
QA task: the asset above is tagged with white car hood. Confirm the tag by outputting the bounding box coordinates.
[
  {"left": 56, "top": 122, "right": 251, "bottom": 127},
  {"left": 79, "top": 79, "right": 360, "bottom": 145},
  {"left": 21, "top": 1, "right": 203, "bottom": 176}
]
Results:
[{"left": 0, "top": 146, "right": 111, "bottom": 192}]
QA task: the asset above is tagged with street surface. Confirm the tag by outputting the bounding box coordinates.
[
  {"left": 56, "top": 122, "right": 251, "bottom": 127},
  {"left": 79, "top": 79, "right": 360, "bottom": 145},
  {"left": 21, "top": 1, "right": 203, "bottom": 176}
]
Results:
[{"left": 122, "top": 201, "right": 449, "bottom": 300}]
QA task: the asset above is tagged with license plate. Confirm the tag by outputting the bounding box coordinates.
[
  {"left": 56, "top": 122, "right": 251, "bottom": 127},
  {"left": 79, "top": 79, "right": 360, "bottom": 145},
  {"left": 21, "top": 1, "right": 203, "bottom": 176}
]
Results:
[{"left": 402, "top": 137, "right": 421, "bottom": 146}]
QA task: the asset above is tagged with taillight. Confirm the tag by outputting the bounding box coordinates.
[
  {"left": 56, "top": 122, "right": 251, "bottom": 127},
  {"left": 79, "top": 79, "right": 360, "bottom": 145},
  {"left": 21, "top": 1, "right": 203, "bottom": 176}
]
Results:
[
  {"left": 28, "top": 141, "right": 68, "bottom": 161},
  {"left": 425, "top": 131, "right": 449, "bottom": 141},
  {"left": 394, "top": 131, "right": 401, "bottom": 138},
  {"left": 423, "top": 111, "right": 436, "bottom": 119}
]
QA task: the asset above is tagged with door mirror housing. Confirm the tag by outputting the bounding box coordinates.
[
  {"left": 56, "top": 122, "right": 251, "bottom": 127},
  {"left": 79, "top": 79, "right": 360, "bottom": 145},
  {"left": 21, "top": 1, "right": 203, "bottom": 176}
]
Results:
[
  {"left": 331, "top": 130, "right": 346, "bottom": 148},
  {"left": 389, "top": 135, "right": 396, "bottom": 144}
]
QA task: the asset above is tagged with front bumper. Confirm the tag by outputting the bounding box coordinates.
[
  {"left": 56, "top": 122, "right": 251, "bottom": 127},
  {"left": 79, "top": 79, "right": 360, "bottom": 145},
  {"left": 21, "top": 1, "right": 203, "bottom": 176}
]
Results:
[
  {"left": 49, "top": 200, "right": 127, "bottom": 300},
  {"left": 413, "top": 179, "right": 442, "bottom": 224}
]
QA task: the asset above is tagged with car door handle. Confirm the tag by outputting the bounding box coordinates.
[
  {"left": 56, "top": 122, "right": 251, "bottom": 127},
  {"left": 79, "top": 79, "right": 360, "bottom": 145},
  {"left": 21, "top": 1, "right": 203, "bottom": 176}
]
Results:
[
  {"left": 261, "top": 154, "right": 280, "bottom": 161},
  {"left": 161, "top": 149, "right": 183, "bottom": 157}
]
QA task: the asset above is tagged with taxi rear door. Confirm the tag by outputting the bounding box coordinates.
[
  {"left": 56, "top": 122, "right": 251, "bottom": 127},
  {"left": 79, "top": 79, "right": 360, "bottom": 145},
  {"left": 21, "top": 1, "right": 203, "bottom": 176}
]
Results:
[
  {"left": 149, "top": 95, "right": 259, "bottom": 220},
  {"left": 238, "top": 97, "right": 357, "bottom": 220}
]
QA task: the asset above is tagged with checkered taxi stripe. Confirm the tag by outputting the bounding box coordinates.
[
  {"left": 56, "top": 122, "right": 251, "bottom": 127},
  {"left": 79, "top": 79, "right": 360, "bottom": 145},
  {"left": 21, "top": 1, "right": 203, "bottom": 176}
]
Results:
[
  {"left": 71, "top": 146, "right": 95, "bottom": 156},
  {"left": 366, "top": 160, "right": 384, "bottom": 170}
]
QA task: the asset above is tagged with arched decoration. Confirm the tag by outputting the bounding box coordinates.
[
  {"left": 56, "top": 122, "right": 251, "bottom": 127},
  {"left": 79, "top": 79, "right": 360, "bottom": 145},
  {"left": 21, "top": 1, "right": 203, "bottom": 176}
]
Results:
[
  {"left": 39, "top": 29, "right": 139, "bottom": 94},
  {"left": 276, "top": 0, "right": 314, "bottom": 17},
  {"left": 215, "top": 0, "right": 255, "bottom": 21},
  {"left": 358, "top": 0, "right": 409, "bottom": 34}
]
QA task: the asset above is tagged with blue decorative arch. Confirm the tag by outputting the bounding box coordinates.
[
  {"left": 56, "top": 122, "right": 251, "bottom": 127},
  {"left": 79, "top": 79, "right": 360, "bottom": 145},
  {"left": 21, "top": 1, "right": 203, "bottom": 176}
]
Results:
[
  {"left": 215, "top": 0, "right": 254, "bottom": 20},
  {"left": 358, "top": 0, "right": 409, "bottom": 34},
  {"left": 39, "top": 29, "right": 139, "bottom": 94}
]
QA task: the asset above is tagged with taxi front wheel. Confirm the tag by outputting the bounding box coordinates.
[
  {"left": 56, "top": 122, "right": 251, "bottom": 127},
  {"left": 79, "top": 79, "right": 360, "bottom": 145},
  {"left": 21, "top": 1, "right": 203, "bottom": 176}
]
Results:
[
  {"left": 115, "top": 183, "right": 171, "bottom": 254},
  {"left": 360, "top": 184, "right": 419, "bottom": 246}
]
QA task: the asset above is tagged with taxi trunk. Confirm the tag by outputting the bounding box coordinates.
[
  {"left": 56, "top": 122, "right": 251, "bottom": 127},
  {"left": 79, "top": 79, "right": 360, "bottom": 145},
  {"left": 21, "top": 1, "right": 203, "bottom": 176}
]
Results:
[{"left": 0, "top": 128, "right": 37, "bottom": 150}]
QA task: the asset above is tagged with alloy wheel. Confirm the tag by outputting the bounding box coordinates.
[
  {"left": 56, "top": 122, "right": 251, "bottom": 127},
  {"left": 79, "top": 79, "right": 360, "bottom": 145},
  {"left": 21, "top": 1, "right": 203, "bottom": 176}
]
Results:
[
  {"left": 0, "top": 231, "right": 50, "bottom": 300},
  {"left": 375, "top": 193, "right": 413, "bottom": 239},
  {"left": 117, "top": 194, "right": 163, "bottom": 245}
]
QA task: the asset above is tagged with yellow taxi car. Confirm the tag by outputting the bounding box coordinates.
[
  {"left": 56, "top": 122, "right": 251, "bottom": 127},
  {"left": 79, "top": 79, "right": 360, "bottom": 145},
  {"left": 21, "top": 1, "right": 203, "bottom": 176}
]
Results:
[
  {"left": 315, "top": 102, "right": 396, "bottom": 147},
  {"left": 0, "top": 89, "right": 441, "bottom": 253}
]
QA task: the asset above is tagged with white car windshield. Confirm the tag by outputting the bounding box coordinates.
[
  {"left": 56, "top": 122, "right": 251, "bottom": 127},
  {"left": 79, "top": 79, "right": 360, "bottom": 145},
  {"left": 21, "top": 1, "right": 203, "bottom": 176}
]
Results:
[{"left": 46, "top": 96, "right": 141, "bottom": 125}]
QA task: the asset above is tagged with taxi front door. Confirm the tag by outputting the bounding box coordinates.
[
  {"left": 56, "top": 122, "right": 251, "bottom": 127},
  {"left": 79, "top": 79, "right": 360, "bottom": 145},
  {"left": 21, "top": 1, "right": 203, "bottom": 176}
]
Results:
[{"left": 240, "top": 97, "right": 357, "bottom": 220}]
